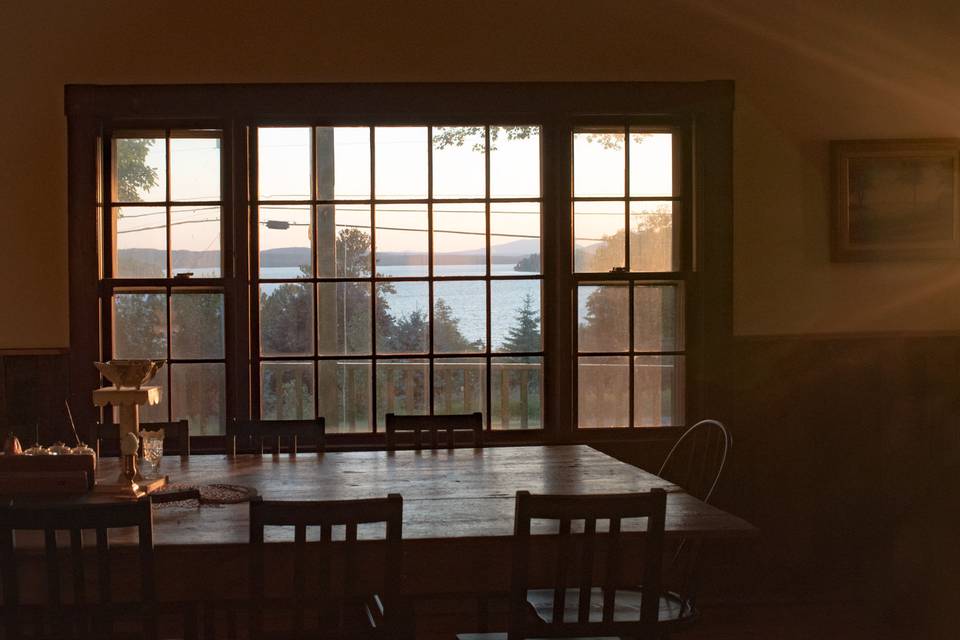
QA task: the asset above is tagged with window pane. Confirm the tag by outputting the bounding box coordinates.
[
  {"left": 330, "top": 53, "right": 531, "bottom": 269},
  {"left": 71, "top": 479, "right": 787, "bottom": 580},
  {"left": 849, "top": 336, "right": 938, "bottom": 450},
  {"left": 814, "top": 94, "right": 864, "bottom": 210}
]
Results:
[
  {"left": 492, "top": 356, "right": 542, "bottom": 430},
  {"left": 490, "top": 126, "right": 540, "bottom": 198},
  {"left": 318, "top": 360, "right": 371, "bottom": 433},
  {"left": 578, "top": 356, "right": 629, "bottom": 428},
  {"left": 260, "top": 283, "right": 313, "bottom": 356},
  {"left": 317, "top": 282, "right": 372, "bottom": 355},
  {"left": 630, "top": 201, "right": 676, "bottom": 272},
  {"left": 629, "top": 132, "right": 673, "bottom": 197},
  {"left": 434, "top": 358, "right": 485, "bottom": 416},
  {"left": 634, "top": 285, "right": 682, "bottom": 352},
  {"left": 634, "top": 355, "right": 684, "bottom": 427},
  {"left": 114, "top": 136, "right": 165, "bottom": 202},
  {"left": 492, "top": 280, "right": 541, "bottom": 353},
  {"left": 434, "top": 203, "right": 485, "bottom": 276},
  {"left": 261, "top": 362, "right": 315, "bottom": 420},
  {"left": 375, "top": 127, "right": 427, "bottom": 199},
  {"left": 259, "top": 205, "right": 312, "bottom": 278},
  {"left": 170, "top": 134, "right": 221, "bottom": 201},
  {"left": 316, "top": 127, "right": 370, "bottom": 200},
  {"left": 574, "top": 201, "right": 624, "bottom": 272},
  {"left": 491, "top": 202, "right": 540, "bottom": 275},
  {"left": 375, "top": 204, "right": 428, "bottom": 277},
  {"left": 171, "top": 292, "right": 224, "bottom": 359},
  {"left": 113, "top": 292, "right": 166, "bottom": 359},
  {"left": 574, "top": 129, "right": 625, "bottom": 197},
  {"left": 171, "top": 362, "right": 225, "bottom": 435},
  {"left": 171, "top": 205, "right": 221, "bottom": 277},
  {"left": 434, "top": 281, "right": 485, "bottom": 353},
  {"left": 376, "top": 282, "right": 428, "bottom": 354},
  {"left": 258, "top": 127, "right": 311, "bottom": 201},
  {"left": 318, "top": 205, "right": 371, "bottom": 278},
  {"left": 376, "top": 359, "right": 428, "bottom": 428},
  {"left": 114, "top": 206, "right": 166, "bottom": 278},
  {"left": 578, "top": 285, "right": 629, "bottom": 352},
  {"left": 432, "top": 127, "right": 486, "bottom": 199}
]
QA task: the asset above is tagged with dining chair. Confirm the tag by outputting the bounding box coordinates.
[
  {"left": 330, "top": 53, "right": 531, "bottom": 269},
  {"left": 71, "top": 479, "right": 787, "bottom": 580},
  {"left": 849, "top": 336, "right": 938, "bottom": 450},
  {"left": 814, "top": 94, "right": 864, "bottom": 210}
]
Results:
[
  {"left": 227, "top": 417, "right": 326, "bottom": 457},
  {"left": 95, "top": 419, "right": 191, "bottom": 458},
  {"left": 457, "top": 488, "right": 694, "bottom": 640},
  {"left": 385, "top": 412, "right": 483, "bottom": 451},
  {"left": 656, "top": 418, "right": 732, "bottom": 628},
  {"left": 247, "top": 494, "right": 410, "bottom": 639},
  {"left": 657, "top": 419, "right": 731, "bottom": 505},
  {"left": 0, "top": 496, "right": 197, "bottom": 640}
]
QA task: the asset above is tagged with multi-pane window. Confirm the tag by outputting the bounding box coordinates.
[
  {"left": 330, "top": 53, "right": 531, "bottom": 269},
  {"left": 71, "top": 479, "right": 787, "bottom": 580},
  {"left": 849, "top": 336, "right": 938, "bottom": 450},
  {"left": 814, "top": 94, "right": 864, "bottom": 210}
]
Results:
[
  {"left": 105, "top": 130, "right": 227, "bottom": 434},
  {"left": 255, "top": 125, "right": 543, "bottom": 432},
  {"left": 573, "top": 127, "right": 685, "bottom": 428}
]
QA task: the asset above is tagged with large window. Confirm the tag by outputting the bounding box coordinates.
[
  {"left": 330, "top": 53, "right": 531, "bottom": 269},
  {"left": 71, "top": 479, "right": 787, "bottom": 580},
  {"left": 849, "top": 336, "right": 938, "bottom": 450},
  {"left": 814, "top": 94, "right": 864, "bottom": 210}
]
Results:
[
  {"left": 254, "top": 126, "right": 543, "bottom": 432},
  {"left": 573, "top": 126, "right": 686, "bottom": 429},
  {"left": 69, "top": 83, "right": 732, "bottom": 443},
  {"left": 104, "top": 130, "right": 227, "bottom": 434}
]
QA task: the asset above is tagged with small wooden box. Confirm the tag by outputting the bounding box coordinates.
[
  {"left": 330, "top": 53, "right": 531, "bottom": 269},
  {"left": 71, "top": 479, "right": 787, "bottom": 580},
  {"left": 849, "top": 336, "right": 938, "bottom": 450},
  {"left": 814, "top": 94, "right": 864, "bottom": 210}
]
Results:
[{"left": 0, "top": 454, "right": 96, "bottom": 494}]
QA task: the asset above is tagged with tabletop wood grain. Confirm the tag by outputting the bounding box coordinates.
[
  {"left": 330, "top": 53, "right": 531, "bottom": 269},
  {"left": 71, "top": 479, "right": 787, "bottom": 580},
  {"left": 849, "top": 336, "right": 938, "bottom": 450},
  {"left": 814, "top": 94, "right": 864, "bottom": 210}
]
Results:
[{"left": 76, "top": 445, "right": 755, "bottom": 544}]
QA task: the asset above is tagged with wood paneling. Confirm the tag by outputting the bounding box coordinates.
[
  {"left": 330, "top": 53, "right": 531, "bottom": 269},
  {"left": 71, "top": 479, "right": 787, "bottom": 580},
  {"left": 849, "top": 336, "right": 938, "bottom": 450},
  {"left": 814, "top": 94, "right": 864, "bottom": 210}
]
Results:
[{"left": 0, "top": 351, "right": 70, "bottom": 444}]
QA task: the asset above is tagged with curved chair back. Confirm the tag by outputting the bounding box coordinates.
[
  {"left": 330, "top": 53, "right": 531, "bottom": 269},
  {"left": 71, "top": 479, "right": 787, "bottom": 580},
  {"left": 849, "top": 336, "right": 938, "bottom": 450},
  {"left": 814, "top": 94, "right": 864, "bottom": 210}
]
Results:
[{"left": 658, "top": 419, "right": 731, "bottom": 504}]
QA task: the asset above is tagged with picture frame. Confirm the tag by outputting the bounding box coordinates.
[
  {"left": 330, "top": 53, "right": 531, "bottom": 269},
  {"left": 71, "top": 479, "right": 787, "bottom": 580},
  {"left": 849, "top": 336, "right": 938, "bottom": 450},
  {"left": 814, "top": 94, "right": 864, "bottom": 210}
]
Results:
[{"left": 831, "top": 139, "right": 960, "bottom": 261}]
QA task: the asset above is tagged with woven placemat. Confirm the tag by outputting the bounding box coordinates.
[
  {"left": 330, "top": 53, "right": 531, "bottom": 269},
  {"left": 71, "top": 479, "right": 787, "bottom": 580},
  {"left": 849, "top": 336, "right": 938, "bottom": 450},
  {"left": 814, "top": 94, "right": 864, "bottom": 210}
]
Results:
[{"left": 152, "top": 482, "right": 257, "bottom": 508}]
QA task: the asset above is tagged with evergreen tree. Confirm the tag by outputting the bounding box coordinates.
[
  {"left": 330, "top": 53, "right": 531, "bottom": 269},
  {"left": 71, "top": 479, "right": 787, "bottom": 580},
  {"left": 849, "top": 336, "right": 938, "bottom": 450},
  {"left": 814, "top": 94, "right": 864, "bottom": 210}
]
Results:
[
  {"left": 434, "top": 298, "right": 482, "bottom": 352},
  {"left": 501, "top": 293, "right": 541, "bottom": 352}
]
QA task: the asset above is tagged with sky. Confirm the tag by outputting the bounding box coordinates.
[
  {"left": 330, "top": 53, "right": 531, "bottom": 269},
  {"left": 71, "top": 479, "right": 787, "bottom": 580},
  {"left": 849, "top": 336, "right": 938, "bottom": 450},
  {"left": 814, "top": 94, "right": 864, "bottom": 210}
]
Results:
[{"left": 114, "top": 126, "right": 675, "bottom": 266}]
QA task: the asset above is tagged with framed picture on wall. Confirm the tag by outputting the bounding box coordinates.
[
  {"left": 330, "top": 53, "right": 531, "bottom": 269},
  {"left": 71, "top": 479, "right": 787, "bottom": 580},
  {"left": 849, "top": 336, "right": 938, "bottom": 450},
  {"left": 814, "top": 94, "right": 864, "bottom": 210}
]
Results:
[{"left": 831, "top": 139, "right": 960, "bottom": 260}]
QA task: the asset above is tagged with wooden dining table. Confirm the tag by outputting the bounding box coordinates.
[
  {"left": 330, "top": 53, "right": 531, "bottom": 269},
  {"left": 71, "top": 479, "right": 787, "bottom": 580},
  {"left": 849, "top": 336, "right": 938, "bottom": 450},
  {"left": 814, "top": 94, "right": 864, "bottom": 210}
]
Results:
[{"left": 12, "top": 445, "right": 756, "bottom": 601}]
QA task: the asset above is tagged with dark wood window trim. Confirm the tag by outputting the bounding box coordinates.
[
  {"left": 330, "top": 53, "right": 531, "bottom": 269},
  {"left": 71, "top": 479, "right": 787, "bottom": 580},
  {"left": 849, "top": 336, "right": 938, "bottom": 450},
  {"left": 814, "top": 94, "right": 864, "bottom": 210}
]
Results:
[{"left": 65, "top": 82, "right": 734, "bottom": 450}]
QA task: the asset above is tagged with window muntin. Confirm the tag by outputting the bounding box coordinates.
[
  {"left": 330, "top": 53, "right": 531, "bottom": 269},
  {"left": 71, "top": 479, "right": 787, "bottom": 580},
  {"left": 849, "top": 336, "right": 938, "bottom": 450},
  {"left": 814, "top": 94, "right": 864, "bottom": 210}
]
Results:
[
  {"left": 255, "top": 125, "right": 544, "bottom": 433},
  {"left": 573, "top": 126, "right": 685, "bottom": 429},
  {"left": 105, "top": 130, "right": 227, "bottom": 435}
]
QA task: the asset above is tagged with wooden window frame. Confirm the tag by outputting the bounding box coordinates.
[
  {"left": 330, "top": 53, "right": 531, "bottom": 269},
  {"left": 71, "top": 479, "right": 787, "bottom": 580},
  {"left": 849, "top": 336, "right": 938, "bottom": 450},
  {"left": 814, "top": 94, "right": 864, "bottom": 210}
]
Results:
[{"left": 66, "top": 82, "right": 734, "bottom": 450}]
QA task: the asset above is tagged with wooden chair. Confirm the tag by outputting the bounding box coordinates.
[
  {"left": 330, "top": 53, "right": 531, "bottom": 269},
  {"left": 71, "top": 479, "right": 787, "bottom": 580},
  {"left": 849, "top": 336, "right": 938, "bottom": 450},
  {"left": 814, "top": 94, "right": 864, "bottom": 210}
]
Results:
[
  {"left": 227, "top": 418, "right": 326, "bottom": 457},
  {"left": 95, "top": 419, "right": 191, "bottom": 458},
  {"left": 385, "top": 412, "right": 482, "bottom": 451},
  {"left": 0, "top": 497, "right": 197, "bottom": 640},
  {"left": 458, "top": 489, "right": 694, "bottom": 640},
  {"left": 247, "top": 494, "right": 409, "bottom": 639}
]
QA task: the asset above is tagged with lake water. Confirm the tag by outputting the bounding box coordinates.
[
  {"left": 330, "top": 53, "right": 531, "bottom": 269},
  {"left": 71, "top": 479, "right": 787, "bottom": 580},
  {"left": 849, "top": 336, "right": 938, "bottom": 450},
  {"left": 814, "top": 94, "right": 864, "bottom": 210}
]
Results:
[{"left": 260, "top": 264, "right": 541, "bottom": 350}]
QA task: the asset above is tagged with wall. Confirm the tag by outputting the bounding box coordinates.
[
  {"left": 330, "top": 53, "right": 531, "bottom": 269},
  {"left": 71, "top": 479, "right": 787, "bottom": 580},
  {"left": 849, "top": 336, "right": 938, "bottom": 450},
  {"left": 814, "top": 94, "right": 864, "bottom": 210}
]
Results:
[{"left": 2, "top": 0, "right": 960, "bottom": 347}]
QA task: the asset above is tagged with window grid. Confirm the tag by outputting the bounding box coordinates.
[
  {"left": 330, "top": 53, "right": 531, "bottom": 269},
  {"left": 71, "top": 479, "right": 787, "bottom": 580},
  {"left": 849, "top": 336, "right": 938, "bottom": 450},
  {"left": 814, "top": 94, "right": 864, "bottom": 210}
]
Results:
[
  {"left": 103, "top": 129, "right": 227, "bottom": 434},
  {"left": 254, "top": 125, "right": 544, "bottom": 433},
  {"left": 573, "top": 125, "right": 686, "bottom": 429}
]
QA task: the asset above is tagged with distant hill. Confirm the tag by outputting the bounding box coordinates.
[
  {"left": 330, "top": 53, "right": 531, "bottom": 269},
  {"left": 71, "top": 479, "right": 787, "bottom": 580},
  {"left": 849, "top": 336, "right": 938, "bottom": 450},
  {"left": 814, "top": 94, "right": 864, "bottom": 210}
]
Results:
[{"left": 119, "top": 238, "right": 544, "bottom": 273}]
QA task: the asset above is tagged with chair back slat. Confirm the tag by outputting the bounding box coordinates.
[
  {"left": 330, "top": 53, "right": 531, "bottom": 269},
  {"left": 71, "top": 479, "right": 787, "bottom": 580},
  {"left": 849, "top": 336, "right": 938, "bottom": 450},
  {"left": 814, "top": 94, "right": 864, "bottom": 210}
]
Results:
[
  {"left": 248, "top": 494, "right": 404, "bottom": 638},
  {"left": 228, "top": 418, "right": 326, "bottom": 457},
  {"left": 95, "top": 527, "right": 111, "bottom": 605},
  {"left": 577, "top": 518, "right": 597, "bottom": 622},
  {"left": 44, "top": 528, "right": 61, "bottom": 608},
  {"left": 510, "top": 489, "right": 667, "bottom": 639},
  {"left": 69, "top": 528, "right": 85, "bottom": 607},
  {"left": 385, "top": 412, "right": 482, "bottom": 450},
  {"left": 602, "top": 516, "right": 622, "bottom": 622}
]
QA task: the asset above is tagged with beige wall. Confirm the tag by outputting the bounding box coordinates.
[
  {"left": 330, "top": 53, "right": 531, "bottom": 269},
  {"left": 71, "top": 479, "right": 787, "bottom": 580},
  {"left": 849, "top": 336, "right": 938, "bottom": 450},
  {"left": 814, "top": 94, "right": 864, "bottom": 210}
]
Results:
[{"left": 1, "top": 0, "right": 959, "bottom": 348}]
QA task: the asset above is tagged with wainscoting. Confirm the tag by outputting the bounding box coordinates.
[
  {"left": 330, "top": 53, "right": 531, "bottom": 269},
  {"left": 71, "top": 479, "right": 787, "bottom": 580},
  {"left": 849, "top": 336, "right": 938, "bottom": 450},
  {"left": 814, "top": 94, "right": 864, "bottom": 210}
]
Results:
[{"left": 0, "top": 349, "right": 70, "bottom": 445}]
